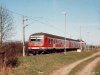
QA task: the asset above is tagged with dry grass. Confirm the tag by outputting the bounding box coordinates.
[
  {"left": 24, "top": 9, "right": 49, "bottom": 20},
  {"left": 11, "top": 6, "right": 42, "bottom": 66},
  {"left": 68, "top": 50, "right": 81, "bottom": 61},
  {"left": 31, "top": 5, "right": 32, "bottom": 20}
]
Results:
[
  {"left": 11, "top": 49, "right": 98, "bottom": 75},
  {"left": 0, "top": 42, "right": 25, "bottom": 75},
  {"left": 94, "top": 60, "right": 100, "bottom": 75},
  {"left": 68, "top": 56, "right": 98, "bottom": 75}
]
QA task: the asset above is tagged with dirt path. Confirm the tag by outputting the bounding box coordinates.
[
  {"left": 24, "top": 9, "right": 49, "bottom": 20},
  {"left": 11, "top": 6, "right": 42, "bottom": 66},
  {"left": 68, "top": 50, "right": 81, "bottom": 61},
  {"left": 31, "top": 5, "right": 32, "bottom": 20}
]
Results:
[
  {"left": 76, "top": 57, "right": 100, "bottom": 75},
  {"left": 50, "top": 51, "right": 100, "bottom": 75}
]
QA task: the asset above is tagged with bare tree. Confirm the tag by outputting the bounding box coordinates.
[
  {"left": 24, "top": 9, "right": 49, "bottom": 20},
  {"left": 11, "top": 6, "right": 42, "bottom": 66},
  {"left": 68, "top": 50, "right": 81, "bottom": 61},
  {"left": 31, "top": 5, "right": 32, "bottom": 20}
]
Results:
[{"left": 0, "top": 6, "right": 13, "bottom": 45}]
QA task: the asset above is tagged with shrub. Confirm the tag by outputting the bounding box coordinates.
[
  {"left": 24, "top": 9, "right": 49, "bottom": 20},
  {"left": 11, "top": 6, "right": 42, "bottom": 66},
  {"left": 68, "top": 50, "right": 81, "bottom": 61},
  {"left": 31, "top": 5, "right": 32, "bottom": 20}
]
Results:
[{"left": 0, "top": 41, "right": 28, "bottom": 68}]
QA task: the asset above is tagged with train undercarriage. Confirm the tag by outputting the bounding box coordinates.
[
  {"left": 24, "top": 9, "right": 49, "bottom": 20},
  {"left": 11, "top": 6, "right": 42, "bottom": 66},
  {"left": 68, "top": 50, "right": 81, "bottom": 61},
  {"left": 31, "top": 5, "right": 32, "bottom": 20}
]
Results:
[{"left": 28, "top": 48, "right": 81, "bottom": 55}]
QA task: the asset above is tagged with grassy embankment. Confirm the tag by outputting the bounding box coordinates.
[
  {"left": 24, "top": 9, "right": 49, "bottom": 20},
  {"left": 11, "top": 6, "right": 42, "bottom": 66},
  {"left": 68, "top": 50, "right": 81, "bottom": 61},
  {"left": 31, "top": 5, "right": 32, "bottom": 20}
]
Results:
[
  {"left": 94, "top": 60, "right": 100, "bottom": 75},
  {"left": 68, "top": 55, "right": 99, "bottom": 75},
  {"left": 12, "top": 49, "right": 99, "bottom": 75},
  {"left": 68, "top": 49, "right": 100, "bottom": 75}
]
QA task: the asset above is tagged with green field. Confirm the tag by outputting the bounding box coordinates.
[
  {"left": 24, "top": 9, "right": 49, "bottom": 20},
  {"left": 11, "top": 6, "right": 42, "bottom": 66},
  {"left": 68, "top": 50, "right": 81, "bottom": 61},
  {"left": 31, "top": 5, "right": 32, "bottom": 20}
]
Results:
[{"left": 12, "top": 50, "right": 98, "bottom": 75}]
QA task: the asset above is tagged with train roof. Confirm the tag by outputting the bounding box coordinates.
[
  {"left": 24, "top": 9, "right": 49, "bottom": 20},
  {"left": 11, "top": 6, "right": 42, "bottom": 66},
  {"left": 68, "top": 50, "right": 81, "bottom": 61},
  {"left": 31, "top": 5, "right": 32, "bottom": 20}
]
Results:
[{"left": 30, "top": 32, "right": 82, "bottom": 42}]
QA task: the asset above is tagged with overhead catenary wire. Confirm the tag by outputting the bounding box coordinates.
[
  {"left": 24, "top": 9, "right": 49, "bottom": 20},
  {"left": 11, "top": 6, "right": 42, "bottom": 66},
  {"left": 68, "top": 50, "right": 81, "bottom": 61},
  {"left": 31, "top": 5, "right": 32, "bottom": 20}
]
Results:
[
  {"left": 25, "top": 16, "right": 64, "bottom": 33},
  {"left": 6, "top": 9, "right": 64, "bottom": 33},
  {"left": 41, "top": 17, "right": 64, "bottom": 32}
]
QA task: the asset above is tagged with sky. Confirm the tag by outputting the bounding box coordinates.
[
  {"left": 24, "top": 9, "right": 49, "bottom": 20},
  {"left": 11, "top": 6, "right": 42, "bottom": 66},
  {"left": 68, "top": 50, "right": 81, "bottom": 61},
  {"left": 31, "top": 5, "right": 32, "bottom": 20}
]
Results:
[{"left": 0, "top": 0, "right": 100, "bottom": 45}]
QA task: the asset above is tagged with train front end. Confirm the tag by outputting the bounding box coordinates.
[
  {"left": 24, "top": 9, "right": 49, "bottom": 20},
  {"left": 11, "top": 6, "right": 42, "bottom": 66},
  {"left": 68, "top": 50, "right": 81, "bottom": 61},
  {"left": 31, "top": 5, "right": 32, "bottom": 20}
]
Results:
[{"left": 28, "top": 34, "right": 44, "bottom": 55}]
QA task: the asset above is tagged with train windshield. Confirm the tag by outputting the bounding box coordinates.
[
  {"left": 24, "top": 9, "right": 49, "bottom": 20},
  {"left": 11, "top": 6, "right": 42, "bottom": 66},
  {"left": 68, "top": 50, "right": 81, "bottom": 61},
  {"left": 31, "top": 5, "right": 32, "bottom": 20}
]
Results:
[{"left": 30, "top": 37, "right": 43, "bottom": 43}]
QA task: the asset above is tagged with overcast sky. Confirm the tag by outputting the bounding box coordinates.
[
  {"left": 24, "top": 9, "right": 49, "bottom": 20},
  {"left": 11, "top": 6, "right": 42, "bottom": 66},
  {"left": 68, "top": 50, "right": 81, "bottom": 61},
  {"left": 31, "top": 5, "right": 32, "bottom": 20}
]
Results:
[{"left": 0, "top": 0, "right": 100, "bottom": 45}]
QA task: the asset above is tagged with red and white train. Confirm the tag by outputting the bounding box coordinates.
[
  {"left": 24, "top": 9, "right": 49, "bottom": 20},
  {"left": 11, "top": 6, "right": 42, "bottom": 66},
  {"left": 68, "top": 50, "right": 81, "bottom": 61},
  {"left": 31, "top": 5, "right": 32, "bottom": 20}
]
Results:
[{"left": 28, "top": 32, "right": 86, "bottom": 55}]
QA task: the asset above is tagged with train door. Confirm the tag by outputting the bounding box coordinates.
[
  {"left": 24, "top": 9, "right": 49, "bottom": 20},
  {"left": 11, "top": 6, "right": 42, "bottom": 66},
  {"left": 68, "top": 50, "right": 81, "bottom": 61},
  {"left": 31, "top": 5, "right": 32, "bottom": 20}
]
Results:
[
  {"left": 53, "top": 39, "right": 56, "bottom": 49},
  {"left": 68, "top": 40, "right": 71, "bottom": 48},
  {"left": 66, "top": 40, "right": 69, "bottom": 48}
]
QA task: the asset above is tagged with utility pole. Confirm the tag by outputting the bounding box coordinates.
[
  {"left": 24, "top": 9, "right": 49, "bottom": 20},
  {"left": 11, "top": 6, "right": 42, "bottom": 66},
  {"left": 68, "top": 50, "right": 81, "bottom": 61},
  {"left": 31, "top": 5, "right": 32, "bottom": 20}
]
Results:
[
  {"left": 87, "top": 32, "right": 90, "bottom": 50},
  {"left": 0, "top": 16, "right": 2, "bottom": 45},
  {"left": 80, "top": 25, "right": 82, "bottom": 40},
  {"left": 22, "top": 16, "right": 25, "bottom": 57},
  {"left": 0, "top": 6, "right": 3, "bottom": 45},
  {"left": 63, "top": 12, "right": 67, "bottom": 55},
  {"left": 22, "top": 16, "right": 28, "bottom": 57}
]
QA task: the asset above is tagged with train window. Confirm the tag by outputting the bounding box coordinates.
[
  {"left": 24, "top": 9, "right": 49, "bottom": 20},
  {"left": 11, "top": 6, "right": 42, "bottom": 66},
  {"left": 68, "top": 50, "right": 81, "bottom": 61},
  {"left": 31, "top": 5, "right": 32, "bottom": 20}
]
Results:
[
  {"left": 62, "top": 40, "right": 64, "bottom": 44},
  {"left": 30, "top": 39, "right": 36, "bottom": 41},
  {"left": 57, "top": 40, "right": 59, "bottom": 44},
  {"left": 37, "top": 39, "right": 42, "bottom": 42},
  {"left": 54, "top": 39, "right": 55, "bottom": 44},
  {"left": 59, "top": 40, "right": 61, "bottom": 44},
  {"left": 56, "top": 40, "right": 57, "bottom": 44},
  {"left": 51, "top": 39, "right": 53, "bottom": 44},
  {"left": 49, "top": 39, "right": 51, "bottom": 44},
  {"left": 30, "top": 37, "right": 43, "bottom": 43},
  {"left": 48, "top": 38, "right": 53, "bottom": 44},
  {"left": 61, "top": 40, "right": 64, "bottom": 44},
  {"left": 54, "top": 39, "right": 57, "bottom": 44},
  {"left": 56, "top": 40, "right": 58, "bottom": 44}
]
